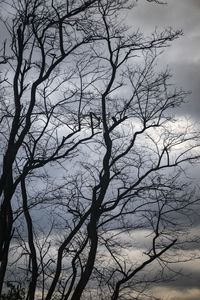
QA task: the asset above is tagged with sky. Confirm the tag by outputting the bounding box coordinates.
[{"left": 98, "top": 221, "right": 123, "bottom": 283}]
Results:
[
  {"left": 0, "top": 1, "right": 199, "bottom": 299},
  {"left": 128, "top": 0, "right": 200, "bottom": 121},
  {"left": 127, "top": 1, "right": 200, "bottom": 299}
]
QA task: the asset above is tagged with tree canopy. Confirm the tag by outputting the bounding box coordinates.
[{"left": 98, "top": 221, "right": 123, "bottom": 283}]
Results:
[{"left": 0, "top": 0, "right": 199, "bottom": 299}]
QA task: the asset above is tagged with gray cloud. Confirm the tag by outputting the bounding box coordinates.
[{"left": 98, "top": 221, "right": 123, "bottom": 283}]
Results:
[
  {"left": 0, "top": 1, "right": 199, "bottom": 299},
  {"left": 128, "top": 0, "right": 200, "bottom": 121},
  {"left": 127, "top": 2, "right": 200, "bottom": 299},
  {"left": 190, "top": 0, "right": 200, "bottom": 9}
]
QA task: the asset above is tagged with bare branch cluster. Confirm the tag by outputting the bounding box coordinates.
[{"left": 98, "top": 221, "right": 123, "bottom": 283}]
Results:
[{"left": 0, "top": 0, "right": 199, "bottom": 299}]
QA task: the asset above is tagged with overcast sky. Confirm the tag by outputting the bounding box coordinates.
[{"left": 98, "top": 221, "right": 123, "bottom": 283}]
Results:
[
  {"left": 128, "top": 0, "right": 200, "bottom": 122},
  {"left": 127, "top": 1, "right": 200, "bottom": 299},
  {"left": 0, "top": 1, "right": 199, "bottom": 299}
]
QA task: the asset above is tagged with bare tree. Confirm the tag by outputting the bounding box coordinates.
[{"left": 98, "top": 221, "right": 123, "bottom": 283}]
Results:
[{"left": 0, "top": 0, "right": 199, "bottom": 299}]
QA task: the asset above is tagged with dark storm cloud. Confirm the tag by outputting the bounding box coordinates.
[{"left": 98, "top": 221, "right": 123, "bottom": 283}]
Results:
[
  {"left": 167, "top": 270, "right": 200, "bottom": 290},
  {"left": 172, "top": 62, "right": 200, "bottom": 120},
  {"left": 190, "top": 0, "right": 200, "bottom": 9},
  {"left": 128, "top": 0, "right": 200, "bottom": 121}
]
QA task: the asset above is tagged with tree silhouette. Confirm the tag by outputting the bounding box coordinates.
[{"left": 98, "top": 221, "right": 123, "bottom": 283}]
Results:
[{"left": 0, "top": 0, "right": 199, "bottom": 299}]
